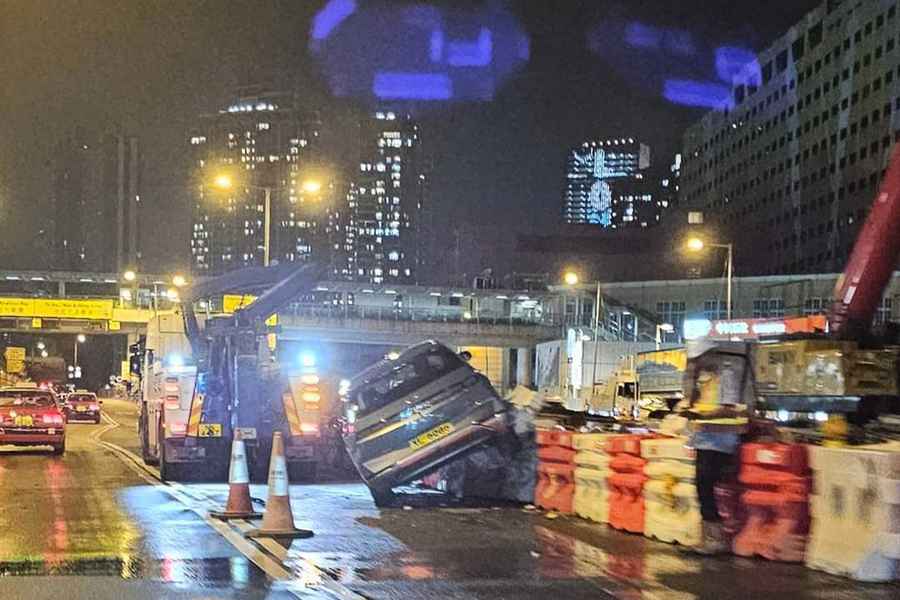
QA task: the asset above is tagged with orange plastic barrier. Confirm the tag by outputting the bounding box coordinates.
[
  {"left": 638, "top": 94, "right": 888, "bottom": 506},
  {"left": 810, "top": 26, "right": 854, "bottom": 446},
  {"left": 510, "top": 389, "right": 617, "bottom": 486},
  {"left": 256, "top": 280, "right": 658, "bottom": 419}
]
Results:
[
  {"left": 732, "top": 443, "right": 811, "bottom": 562},
  {"left": 535, "top": 429, "right": 576, "bottom": 514},
  {"left": 606, "top": 434, "right": 653, "bottom": 533}
]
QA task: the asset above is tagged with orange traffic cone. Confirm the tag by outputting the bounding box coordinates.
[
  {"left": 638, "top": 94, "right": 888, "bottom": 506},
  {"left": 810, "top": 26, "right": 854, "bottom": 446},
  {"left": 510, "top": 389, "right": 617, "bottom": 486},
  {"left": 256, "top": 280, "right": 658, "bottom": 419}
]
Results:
[
  {"left": 245, "top": 431, "right": 313, "bottom": 539},
  {"left": 210, "top": 430, "right": 262, "bottom": 520}
]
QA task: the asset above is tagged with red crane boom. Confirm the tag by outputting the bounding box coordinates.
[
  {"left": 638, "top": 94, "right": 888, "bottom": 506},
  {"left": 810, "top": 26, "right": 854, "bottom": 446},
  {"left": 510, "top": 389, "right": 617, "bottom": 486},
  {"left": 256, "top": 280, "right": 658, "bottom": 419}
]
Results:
[{"left": 830, "top": 144, "right": 900, "bottom": 337}]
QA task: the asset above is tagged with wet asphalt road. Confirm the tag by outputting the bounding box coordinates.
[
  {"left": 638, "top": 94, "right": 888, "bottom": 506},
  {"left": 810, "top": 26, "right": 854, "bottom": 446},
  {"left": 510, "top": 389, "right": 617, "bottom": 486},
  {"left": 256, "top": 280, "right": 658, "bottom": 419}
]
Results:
[{"left": 1, "top": 398, "right": 898, "bottom": 599}]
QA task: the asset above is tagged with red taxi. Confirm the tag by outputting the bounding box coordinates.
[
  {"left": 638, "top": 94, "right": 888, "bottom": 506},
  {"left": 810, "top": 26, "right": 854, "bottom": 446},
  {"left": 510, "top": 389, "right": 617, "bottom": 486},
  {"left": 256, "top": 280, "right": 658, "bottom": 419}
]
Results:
[
  {"left": 0, "top": 386, "right": 66, "bottom": 454},
  {"left": 65, "top": 390, "right": 102, "bottom": 424}
]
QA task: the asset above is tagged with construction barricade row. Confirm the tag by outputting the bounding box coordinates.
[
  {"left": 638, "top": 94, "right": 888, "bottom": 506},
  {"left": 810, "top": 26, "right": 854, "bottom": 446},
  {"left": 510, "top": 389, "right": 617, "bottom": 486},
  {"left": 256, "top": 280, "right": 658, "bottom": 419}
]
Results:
[
  {"left": 806, "top": 442, "right": 900, "bottom": 582},
  {"left": 573, "top": 432, "right": 616, "bottom": 523},
  {"left": 536, "top": 429, "right": 576, "bottom": 514},
  {"left": 641, "top": 436, "right": 700, "bottom": 547},
  {"left": 732, "top": 442, "right": 811, "bottom": 562},
  {"left": 606, "top": 434, "right": 655, "bottom": 534}
]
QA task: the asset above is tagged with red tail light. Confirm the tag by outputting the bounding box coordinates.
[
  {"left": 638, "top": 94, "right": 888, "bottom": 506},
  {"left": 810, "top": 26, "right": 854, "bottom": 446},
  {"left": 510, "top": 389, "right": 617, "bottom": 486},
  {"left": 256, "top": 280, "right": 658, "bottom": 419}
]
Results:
[
  {"left": 164, "top": 396, "right": 180, "bottom": 410},
  {"left": 42, "top": 414, "right": 64, "bottom": 425}
]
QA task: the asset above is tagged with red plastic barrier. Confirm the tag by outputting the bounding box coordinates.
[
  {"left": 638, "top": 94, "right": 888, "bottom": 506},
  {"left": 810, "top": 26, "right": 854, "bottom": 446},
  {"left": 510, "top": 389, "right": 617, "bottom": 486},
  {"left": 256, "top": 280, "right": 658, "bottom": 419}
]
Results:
[
  {"left": 732, "top": 443, "right": 811, "bottom": 562},
  {"left": 606, "top": 434, "right": 654, "bottom": 533},
  {"left": 535, "top": 430, "right": 576, "bottom": 514}
]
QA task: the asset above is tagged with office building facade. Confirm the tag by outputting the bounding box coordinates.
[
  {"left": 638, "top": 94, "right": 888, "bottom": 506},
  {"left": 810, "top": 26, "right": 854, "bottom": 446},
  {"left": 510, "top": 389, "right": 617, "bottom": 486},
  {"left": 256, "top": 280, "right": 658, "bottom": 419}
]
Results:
[
  {"left": 680, "top": 0, "right": 900, "bottom": 275},
  {"left": 338, "top": 111, "right": 427, "bottom": 284},
  {"left": 51, "top": 130, "right": 141, "bottom": 272},
  {"left": 563, "top": 139, "right": 652, "bottom": 227},
  {"left": 189, "top": 88, "right": 326, "bottom": 275}
]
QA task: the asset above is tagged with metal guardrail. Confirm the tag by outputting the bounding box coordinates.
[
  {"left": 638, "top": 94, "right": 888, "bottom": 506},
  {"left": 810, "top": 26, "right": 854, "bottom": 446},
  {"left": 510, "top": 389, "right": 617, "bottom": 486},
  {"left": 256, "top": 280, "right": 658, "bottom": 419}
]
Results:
[{"left": 282, "top": 303, "right": 555, "bottom": 327}]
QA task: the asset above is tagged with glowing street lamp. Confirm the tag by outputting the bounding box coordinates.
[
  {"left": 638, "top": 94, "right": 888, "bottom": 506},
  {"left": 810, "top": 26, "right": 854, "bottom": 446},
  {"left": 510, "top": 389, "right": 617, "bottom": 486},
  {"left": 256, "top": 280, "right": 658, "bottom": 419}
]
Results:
[
  {"left": 213, "top": 174, "right": 233, "bottom": 190},
  {"left": 74, "top": 334, "right": 86, "bottom": 369},
  {"left": 563, "top": 271, "right": 579, "bottom": 286},
  {"left": 686, "top": 237, "right": 705, "bottom": 252},
  {"left": 123, "top": 270, "right": 136, "bottom": 282},
  {"left": 172, "top": 274, "right": 187, "bottom": 288},
  {"left": 686, "top": 237, "right": 734, "bottom": 319},
  {"left": 301, "top": 179, "right": 323, "bottom": 194},
  {"left": 210, "top": 171, "right": 277, "bottom": 266}
]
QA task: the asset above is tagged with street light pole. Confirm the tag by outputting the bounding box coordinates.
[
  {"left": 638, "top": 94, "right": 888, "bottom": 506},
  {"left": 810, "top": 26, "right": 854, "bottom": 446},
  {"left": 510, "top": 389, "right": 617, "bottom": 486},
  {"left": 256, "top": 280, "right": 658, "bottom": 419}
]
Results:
[
  {"left": 686, "top": 238, "right": 735, "bottom": 319},
  {"left": 263, "top": 186, "right": 272, "bottom": 267},
  {"left": 590, "top": 280, "right": 602, "bottom": 402},
  {"left": 726, "top": 243, "right": 733, "bottom": 320}
]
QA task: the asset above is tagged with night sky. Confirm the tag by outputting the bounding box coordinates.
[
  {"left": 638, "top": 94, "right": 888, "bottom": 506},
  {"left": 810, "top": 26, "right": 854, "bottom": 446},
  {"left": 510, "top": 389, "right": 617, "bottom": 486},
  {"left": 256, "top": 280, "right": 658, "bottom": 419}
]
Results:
[{"left": 0, "top": 0, "right": 819, "bottom": 282}]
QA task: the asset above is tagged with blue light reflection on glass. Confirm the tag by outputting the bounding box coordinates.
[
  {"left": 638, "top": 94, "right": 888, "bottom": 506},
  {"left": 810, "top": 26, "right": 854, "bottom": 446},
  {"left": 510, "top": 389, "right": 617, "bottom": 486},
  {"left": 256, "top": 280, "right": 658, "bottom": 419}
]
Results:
[
  {"left": 311, "top": 0, "right": 357, "bottom": 44},
  {"left": 373, "top": 72, "right": 453, "bottom": 100},
  {"left": 715, "top": 46, "right": 759, "bottom": 84},
  {"left": 309, "top": 2, "right": 529, "bottom": 107},
  {"left": 663, "top": 79, "right": 733, "bottom": 110},
  {"left": 588, "top": 18, "right": 756, "bottom": 112},
  {"left": 624, "top": 22, "right": 662, "bottom": 49}
]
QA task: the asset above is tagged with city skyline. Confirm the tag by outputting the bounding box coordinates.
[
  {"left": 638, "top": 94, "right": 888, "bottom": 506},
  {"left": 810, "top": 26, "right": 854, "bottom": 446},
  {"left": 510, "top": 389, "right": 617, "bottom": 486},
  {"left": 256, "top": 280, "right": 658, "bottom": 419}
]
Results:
[{"left": 188, "top": 88, "right": 324, "bottom": 275}]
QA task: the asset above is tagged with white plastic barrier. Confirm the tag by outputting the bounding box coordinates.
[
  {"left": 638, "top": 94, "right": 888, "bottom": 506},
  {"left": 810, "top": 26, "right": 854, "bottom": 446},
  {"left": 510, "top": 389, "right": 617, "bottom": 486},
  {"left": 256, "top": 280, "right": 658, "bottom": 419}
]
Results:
[
  {"left": 641, "top": 436, "right": 701, "bottom": 547},
  {"left": 573, "top": 433, "right": 616, "bottom": 523},
  {"left": 806, "top": 442, "right": 900, "bottom": 581}
]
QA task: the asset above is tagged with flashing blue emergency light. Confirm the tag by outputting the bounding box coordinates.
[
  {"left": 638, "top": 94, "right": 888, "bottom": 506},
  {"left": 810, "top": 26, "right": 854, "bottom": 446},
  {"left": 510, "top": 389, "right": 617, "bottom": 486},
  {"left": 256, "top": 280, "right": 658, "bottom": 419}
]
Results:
[{"left": 166, "top": 353, "right": 185, "bottom": 368}]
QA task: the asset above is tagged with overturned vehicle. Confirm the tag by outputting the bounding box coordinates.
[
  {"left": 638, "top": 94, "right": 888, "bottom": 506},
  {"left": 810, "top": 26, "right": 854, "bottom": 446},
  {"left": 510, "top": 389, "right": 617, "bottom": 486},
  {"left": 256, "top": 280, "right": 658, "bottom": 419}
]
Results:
[{"left": 341, "top": 341, "right": 529, "bottom": 506}]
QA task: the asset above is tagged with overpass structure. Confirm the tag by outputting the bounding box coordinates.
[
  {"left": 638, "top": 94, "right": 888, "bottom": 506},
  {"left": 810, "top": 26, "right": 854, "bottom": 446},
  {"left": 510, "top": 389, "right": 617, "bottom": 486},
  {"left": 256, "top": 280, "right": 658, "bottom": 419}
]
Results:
[{"left": 0, "top": 270, "right": 668, "bottom": 393}]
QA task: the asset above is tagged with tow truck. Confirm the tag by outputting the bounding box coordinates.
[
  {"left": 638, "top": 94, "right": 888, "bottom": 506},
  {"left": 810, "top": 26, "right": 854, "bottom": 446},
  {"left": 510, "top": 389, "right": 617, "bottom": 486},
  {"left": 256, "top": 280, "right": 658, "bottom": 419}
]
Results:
[{"left": 136, "top": 263, "right": 326, "bottom": 481}]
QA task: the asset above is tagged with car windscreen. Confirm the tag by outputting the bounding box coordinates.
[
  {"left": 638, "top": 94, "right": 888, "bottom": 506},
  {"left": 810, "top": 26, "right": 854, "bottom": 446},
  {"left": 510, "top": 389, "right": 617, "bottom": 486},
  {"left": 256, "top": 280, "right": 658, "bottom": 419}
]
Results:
[
  {"left": 0, "top": 391, "right": 56, "bottom": 407},
  {"left": 356, "top": 347, "right": 464, "bottom": 414},
  {"left": 69, "top": 394, "right": 95, "bottom": 402}
]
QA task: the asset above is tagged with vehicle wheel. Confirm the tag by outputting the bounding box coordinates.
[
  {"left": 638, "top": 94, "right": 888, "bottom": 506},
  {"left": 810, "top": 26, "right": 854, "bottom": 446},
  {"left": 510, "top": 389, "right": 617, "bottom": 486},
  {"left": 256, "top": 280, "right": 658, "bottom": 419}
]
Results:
[
  {"left": 94, "top": 416, "right": 102, "bottom": 424},
  {"left": 140, "top": 405, "right": 158, "bottom": 465},
  {"left": 158, "top": 429, "right": 180, "bottom": 482},
  {"left": 288, "top": 461, "right": 317, "bottom": 482},
  {"left": 370, "top": 486, "right": 395, "bottom": 508},
  {"left": 51, "top": 439, "right": 66, "bottom": 455}
]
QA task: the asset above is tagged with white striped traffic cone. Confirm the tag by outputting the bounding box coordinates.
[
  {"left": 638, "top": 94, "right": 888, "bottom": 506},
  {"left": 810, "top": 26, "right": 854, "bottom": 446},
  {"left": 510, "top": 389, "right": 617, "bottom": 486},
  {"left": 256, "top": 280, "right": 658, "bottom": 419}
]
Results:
[
  {"left": 245, "top": 431, "right": 313, "bottom": 539},
  {"left": 210, "top": 429, "right": 262, "bottom": 520}
]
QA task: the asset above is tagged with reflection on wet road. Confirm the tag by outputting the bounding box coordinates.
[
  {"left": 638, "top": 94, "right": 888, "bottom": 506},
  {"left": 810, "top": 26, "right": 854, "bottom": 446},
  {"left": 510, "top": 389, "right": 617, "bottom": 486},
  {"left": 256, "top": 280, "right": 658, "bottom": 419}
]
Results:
[
  {"left": 0, "top": 399, "right": 292, "bottom": 599},
  {"left": 1, "top": 398, "right": 898, "bottom": 599}
]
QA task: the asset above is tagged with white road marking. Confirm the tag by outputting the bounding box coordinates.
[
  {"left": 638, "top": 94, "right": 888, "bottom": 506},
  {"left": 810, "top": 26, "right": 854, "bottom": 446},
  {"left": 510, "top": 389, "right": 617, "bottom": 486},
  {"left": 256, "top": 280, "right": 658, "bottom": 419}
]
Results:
[{"left": 96, "top": 405, "right": 365, "bottom": 600}]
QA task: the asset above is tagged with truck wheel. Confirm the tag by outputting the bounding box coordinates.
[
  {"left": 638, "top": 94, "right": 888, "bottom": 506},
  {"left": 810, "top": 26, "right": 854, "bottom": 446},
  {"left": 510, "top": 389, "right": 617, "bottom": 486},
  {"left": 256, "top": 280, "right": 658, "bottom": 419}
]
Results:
[
  {"left": 140, "top": 405, "right": 158, "bottom": 465},
  {"left": 158, "top": 429, "right": 180, "bottom": 482}
]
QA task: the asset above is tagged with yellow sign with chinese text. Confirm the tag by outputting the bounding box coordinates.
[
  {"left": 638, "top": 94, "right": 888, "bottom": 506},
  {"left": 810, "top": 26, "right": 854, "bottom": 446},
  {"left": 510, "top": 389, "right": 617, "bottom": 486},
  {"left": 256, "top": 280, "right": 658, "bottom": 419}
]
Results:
[
  {"left": 0, "top": 297, "right": 114, "bottom": 320},
  {"left": 222, "top": 294, "right": 277, "bottom": 326},
  {"left": 4, "top": 347, "right": 26, "bottom": 361}
]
